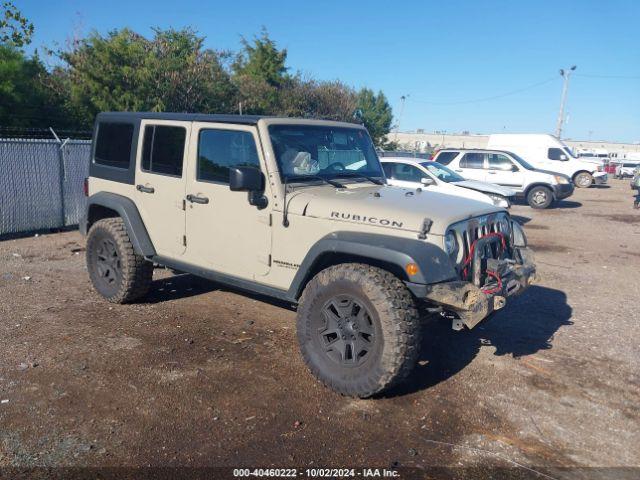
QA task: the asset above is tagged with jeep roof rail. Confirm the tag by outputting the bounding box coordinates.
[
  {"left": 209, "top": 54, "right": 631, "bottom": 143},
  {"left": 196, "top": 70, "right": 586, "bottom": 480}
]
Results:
[{"left": 96, "top": 112, "right": 267, "bottom": 125}]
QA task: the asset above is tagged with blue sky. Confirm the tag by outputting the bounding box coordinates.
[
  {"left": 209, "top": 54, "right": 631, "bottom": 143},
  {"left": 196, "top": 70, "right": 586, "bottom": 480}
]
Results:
[{"left": 19, "top": 0, "right": 640, "bottom": 142}]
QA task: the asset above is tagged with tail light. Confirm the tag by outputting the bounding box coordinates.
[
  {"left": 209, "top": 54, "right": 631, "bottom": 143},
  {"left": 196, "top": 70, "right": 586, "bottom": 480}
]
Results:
[{"left": 83, "top": 178, "right": 89, "bottom": 197}]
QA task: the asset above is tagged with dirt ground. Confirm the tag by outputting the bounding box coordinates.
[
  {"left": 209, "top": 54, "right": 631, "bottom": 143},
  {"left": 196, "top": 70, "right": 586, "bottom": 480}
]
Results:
[{"left": 0, "top": 179, "right": 639, "bottom": 479}]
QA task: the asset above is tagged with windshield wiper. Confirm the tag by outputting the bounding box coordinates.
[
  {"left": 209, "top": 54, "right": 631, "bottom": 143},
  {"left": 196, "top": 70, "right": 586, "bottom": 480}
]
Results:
[
  {"left": 282, "top": 175, "right": 344, "bottom": 228},
  {"left": 284, "top": 175, "right": 344, "bottom": 188},
  {"left": 332, "top": 171, "right": 384, "bottom": 185}
]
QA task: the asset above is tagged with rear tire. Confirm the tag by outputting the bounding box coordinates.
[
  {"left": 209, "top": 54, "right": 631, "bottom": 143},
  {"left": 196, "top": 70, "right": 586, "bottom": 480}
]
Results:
[
  {"left": 86, "top": 218, "right": 153, "bottom": 303},
  {"left": 527, "top": 186, "right": 554, "bottom": 209},
  {"left": 297, "top": 264, "right": 421, "bottom": 398},
  {"left": 573, "top": 171, "right": 593, "bottom": 188}
]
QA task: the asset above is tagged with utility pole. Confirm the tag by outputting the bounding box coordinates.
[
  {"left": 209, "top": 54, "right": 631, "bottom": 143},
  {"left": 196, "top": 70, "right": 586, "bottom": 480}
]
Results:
[
  {"left": 394, "top": 94, "right": 408, "bottom": 142},
  {"left": 556, "top": 65, "right": 576, "bottom": 139}
]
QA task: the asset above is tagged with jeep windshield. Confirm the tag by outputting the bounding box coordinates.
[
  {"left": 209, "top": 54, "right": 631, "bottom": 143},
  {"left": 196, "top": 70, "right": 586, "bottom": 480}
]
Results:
[{"left": 269, "top": 124, "right": 383, "bottom": 183}]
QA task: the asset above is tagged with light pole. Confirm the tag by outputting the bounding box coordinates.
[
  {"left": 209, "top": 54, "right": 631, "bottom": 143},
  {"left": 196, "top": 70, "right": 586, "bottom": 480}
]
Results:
[
  {"left": 556, "top": 65, "right": 576, "bottom": 139},
  {"left": 394, "top": 94, "right": 408, "bottom": 142}
]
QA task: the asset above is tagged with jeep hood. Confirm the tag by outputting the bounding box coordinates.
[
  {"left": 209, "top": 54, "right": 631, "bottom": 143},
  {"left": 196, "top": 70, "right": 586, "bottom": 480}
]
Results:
[{"left": 286, "top": 184, "right": 503, "bottom": 235}]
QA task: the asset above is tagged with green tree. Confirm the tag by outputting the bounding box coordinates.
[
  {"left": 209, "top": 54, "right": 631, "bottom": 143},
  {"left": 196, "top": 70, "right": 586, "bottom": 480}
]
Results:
[
  {"left": 1, "top": 1, "right": 33, "bottom": 46},
  {"left": 0, "top": 44, "right": 70, "bottom": 128},
  {"left": 356, "top": 88, "right": 394, "bottom": 147},
  {"left": 59, "top": 27, "right": 237, "bottom": 127},
  {"left": 280, "top": 76, "right": 357, "bottom": 122},
  {"left": 232, "top": 28, "right": 288, "bottom": 114},
  {"left": 233, "top": 28, "right": 288, "bottom": 87}
]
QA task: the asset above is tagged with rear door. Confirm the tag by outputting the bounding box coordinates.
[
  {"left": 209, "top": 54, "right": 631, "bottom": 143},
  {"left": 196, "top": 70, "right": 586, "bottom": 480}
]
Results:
[
  {"left": 456, "top": 152, "right": 487, "bottom": 181},
  {"left": 183, "top": 122, "right": 272, "bottom": 279},
  {"left": 134, "top": 120, "right": 190, "bottom": 258},
  {"left": 486, "top": 153, "right": 525, "bottom": 189}
]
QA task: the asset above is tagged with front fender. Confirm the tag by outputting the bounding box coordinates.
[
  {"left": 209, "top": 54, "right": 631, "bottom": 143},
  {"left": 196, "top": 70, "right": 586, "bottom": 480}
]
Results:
[{"left": 288, "top": 231, "right": 457, "bottom": 299}]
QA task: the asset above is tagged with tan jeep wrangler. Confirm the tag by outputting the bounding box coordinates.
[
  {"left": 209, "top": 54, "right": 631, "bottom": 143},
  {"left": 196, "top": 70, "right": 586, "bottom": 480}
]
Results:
[{"left": 81, "top": 112, "right": 536, "bottom": 397}]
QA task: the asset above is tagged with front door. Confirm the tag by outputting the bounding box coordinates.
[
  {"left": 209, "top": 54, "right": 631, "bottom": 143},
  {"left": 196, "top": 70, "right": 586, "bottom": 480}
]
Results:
[
  {"left": 184, "top": 122, "right": 272, "bottom": 279},
  {"left": 383, "top": 162, "right": 429, "bottom": 188},
  {"left": 134, "top": 120, "right": 190, "bottom": 258},
  {"left": 485, "top": 153, "right": 525, "bottom": 189}
]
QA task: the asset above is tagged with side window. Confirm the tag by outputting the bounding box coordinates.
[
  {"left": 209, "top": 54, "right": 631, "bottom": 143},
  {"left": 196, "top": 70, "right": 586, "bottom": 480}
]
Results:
[
  {"left": 488, "top": 154, "right": 516, "bottom": 171},
  {"left": 382, "top": 163, "right": 395, "bottom": 178},
  {"left": 94, "top": 122, "right": 134, "bottom": 169},
  {"left": 434, "top": 151, "right": 458, "bottom": 165},
  {"left": 141, "top": 125, "right": 186, "bottom": 176},
  {"left": 548, "top": 148, "right": 565, "bottom": 160},
  {"left": 198, "top": 129, "right": 260, "bottom": 183},
  {"left": 389, "top": 163, "right": 426, "bottom": 182},
  {"left": 460, "top": 153, "right": 485, "bottom": 169}
]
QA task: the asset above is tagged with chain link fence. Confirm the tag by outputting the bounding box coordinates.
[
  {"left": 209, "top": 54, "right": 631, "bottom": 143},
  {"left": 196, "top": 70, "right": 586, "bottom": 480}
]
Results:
[{"left": 0, "top": 138, "right": 91, "bottom": 236}]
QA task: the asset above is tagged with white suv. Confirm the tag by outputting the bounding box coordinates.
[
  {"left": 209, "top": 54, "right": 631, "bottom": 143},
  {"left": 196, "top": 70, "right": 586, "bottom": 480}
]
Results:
[{"left": 433, "top": 149, "right": 574, "bottom": 209}]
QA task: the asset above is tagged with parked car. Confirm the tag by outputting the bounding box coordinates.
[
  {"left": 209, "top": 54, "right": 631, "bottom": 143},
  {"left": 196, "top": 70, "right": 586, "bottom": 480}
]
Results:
[
  {"left": 486, "top": 134, "right": 608, "bottom": 188},
  {"left": 80, "top": 112, "right": 535, "bottom": 397},
  {"left": 81, "top": 112, "right": 536, "bottom": 398},
  {"left": 433, "top": 148, "right": 574, "bottom": 209},
  {"left": 615, "top": 161, "right": 640, "bottom": 179},
  {"left": 381, "top": 157, "right": 515, "bottom": 208}
]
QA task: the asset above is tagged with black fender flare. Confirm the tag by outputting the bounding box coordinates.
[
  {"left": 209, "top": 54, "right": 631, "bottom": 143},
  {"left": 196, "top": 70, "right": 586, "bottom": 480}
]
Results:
[
  {"left": 82, "top": 192, "right": 156, "bottom": 257},
  {"left": 287, "top": 231, "right": 457, "bottom": 299}
]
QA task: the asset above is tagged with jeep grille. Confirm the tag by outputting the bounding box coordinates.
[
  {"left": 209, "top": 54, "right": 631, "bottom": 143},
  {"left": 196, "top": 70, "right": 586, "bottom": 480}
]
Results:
[{"left": 448, "top": 213, "right": 511, "bottom": 271}]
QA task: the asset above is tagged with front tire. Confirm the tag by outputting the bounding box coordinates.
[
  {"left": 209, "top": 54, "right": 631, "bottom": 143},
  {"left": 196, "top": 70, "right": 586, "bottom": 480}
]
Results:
[
  {"left": 573, "top": 171, "right": 593, "bottom": 188},
  {"left": 86, "top": 218, "right": 153, "bottom": 303},
  {"left": 296, "top": 264, "right": 421, "bottom": 398},
  {"left": 527, "top": 186, "right": 554, "bottom": 209}
]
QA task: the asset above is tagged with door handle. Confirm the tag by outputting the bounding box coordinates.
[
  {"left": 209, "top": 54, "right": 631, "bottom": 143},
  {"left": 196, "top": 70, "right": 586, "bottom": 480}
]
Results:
[
  {"left": 136, "top": 184, "right": 155, "bottom": 193},
  {"left": 487, "top": 171, "right": 497, "bottom": 174},
  {"left": 455, "top": 169, "right": 463, "bottom": 172},
  {"left": 186, "top": 194, "right": 209, "bottom": 204}
]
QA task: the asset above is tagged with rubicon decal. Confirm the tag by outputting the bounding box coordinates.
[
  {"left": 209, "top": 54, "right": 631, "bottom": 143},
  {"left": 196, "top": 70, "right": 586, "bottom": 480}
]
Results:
[{"left": 331, "top": 212, "right": 403, "bottom": 228}]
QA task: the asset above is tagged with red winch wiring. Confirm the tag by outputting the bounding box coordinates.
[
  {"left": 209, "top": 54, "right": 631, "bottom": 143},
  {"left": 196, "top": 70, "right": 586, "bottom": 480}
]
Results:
[
  {"left": 460, "top": 231, "right": 507, "bottom": 293},
  {"left": 482, "top": 270, "right": 503, "bottom": 294}
]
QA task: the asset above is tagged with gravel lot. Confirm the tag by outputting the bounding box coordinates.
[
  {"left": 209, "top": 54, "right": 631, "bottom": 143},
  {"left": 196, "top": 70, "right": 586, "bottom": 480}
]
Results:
[{"left": 0, "top": 179, "right": 639, "bottom": 478}]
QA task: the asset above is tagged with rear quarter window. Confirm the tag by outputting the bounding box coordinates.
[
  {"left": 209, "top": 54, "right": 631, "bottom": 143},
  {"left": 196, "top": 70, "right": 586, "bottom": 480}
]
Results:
[
  {"left": 94, "top": 122, "right": 134, "bottom": 169},
  {"left": 434, "top": 151, "right": 459, "bottom": 165}
]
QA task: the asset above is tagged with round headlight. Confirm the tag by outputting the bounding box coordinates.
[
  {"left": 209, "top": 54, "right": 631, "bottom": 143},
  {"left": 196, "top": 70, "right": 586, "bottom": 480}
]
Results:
[{"left": 444, "top": 231, "right": 457, "bottom": 256}]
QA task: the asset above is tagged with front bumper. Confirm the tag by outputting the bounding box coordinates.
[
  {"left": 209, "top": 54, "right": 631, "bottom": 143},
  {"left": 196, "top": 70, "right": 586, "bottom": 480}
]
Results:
[
  {"left": 593, "top": 172, "right": 608, "bottom": 184},
  {"left": 407, "top": 247, "right": 536, "bottom": 329},
  {"left": 552, "top": 183, "right": 574, "bottom": 200}
]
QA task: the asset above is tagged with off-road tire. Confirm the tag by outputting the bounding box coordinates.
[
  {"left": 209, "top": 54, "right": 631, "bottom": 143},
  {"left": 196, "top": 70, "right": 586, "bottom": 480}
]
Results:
[
  {"left": 297, "top": 263, "right": 421, "bottom": 398},
  {"left": 527, "top": 186, "right": 554, "bottom": 209},
  {"left": 86, "top": 218, "right": 153, "bottom": 303},
  {"left": 573, "top": 171, "right": 593, "bottom": 188}
]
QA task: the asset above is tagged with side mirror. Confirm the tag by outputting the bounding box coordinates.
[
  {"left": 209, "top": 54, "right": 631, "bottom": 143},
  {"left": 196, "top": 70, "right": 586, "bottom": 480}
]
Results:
[
  {"left": 229, "top": 166, "right": 264, "bottom": 192},
  {"left": 511, "top": 164, "right": 519, "bottom": 172},
  {"left": 559, "top": 154, "right": 568, "bottom": 161},
  {"left": 229, "top": 166, "right": 268, "bottom": 209},
  {"left": 420, "top": 177, "right": 435, "bottom": 186}
]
